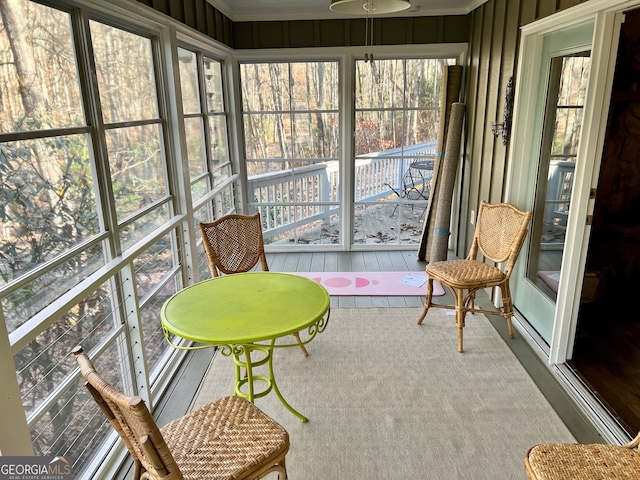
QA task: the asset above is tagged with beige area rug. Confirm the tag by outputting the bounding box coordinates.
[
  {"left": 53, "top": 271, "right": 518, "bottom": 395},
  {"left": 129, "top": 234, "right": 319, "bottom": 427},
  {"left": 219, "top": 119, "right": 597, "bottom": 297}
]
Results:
[{"left": 191, "top": 308, "right": 575, "bottom": 479}]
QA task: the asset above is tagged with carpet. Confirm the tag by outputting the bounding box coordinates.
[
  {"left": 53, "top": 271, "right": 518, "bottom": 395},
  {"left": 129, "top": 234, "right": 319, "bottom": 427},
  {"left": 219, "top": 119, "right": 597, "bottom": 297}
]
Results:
[
  {"left": 191, "top": 308, "right": 575, "bottom": 480},
  {"left": 284, "top": 271, "right": 445, "bottom": 296}
]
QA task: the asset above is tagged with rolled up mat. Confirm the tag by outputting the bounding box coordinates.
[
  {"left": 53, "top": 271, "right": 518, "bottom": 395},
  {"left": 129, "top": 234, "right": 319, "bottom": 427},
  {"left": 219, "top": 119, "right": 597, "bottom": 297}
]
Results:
[
  {"left": 429, "top": 102, "right": 465, "bottom": 264},
  {"left": 418, "top": 65, "right": 463, "bottom": 260}
]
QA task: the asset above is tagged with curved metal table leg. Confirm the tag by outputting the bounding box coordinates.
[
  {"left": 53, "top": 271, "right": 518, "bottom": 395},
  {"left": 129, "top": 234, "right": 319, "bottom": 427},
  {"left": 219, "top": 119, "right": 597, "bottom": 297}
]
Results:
[{"left": 232, "top": 341, "right": 308, "bottom": 423}]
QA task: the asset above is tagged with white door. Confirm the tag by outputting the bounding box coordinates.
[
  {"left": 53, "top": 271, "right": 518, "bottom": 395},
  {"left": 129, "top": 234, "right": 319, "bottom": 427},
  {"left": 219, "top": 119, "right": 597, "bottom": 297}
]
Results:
[
  {"left": 511, "top": 21, "right": 594, "bottom": 343},
  {"left": 509, "top": 12, "right": 625, "bottom": 362}
]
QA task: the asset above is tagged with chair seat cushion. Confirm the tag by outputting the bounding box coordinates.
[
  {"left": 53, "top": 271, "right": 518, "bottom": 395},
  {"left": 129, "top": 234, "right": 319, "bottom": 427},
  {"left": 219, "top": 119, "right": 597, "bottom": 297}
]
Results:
[
  {"left": 526, "top": 443, "right": 640, "bottom": 479},
  {"left": 161, "top": 396, "right": 289, "bottom": 480},
  {"left": 426, "top": 259, "right": 505, "bottom": 288}
]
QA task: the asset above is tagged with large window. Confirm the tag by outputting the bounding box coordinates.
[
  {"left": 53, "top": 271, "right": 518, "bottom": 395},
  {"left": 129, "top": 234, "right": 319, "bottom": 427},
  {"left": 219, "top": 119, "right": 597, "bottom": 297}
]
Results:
[
  {"left": 239, "top": 57, "right": 454, "bottom": 247},
  {"left": 240, "top": 61, "right": 340, "bottom": 245},
  {"left": 353, "top": 58, "right": 453, "bottom": 245},
  {"left": 177, "top": 47, "right": 235, "bottom": 279},
  {"left": 0, "top": 1, "right": 231, "bottom": 476}
]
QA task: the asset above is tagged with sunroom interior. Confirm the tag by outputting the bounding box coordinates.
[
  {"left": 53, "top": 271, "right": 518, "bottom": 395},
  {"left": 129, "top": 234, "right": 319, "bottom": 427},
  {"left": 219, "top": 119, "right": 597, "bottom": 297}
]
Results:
[{"left": 2, "top": 0, "right": 640, "bottom": 478}]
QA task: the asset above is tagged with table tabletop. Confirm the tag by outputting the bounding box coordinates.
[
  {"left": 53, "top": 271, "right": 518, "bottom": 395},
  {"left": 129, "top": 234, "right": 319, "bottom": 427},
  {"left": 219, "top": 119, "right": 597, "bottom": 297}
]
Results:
[{"left": 161, "top": 271, "right": 330, "bottom": 345}]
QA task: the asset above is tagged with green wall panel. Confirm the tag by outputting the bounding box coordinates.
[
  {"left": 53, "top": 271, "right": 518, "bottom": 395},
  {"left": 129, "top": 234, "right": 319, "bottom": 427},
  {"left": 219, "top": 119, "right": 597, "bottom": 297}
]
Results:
[
  {"left": 288, "top": 21, "right": 317, "bottom": 49},
  {"left": 320, "top": 20, "right": 350, "bottom": 47}
]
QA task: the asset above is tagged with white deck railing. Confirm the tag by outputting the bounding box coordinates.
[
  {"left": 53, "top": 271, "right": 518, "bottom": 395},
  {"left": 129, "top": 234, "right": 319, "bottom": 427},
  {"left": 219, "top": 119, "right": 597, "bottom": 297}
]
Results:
[{"left": 247, "top": 142, "right": 438, "bottom": 237}]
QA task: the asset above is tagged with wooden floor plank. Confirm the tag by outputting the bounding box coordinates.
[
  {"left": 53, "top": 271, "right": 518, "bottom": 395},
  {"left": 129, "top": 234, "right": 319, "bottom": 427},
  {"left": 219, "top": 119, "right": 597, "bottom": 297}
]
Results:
[
  {"left": 336, "top": 251, "right": 353, "bottom": 271},
  {"left": 350, "top": 251, "right": 366, "bottom": 271},
  {"left": 296, "top": 252, "right": 313, "bottom": 271},
  {"left": 362, "top": 251, "right": 380, "bottom": 271},
  {"left": 323, "top": 252, "right": 338, "bottom": 271},
  {"left": 376, "top": 251, "right": 395, "bottom": 270},
  {"left": 268, "top": 252, "right": 287, "bottom": 271},
  {"left": 310, "top": 252, "right": 325, "bottom": 271}
]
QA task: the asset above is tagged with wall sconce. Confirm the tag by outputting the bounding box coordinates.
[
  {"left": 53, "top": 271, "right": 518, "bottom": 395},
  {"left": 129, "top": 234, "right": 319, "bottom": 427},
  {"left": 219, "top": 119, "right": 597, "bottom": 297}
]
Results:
[{"left": 491, "top": 76, "right": 514, "bottom": 145}]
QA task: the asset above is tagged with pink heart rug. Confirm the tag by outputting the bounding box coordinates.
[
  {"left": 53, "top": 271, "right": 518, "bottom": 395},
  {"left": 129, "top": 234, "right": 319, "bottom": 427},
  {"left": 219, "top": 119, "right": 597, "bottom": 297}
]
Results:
[{"left": 286, "top": 272, "right": 444, "bottom": 296}]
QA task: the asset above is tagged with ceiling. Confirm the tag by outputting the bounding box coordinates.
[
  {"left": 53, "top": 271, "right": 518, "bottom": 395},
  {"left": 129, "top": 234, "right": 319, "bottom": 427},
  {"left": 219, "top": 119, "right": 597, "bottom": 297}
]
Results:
[{"left": 207, "top": 0, "right": 488, "bottom": 22}]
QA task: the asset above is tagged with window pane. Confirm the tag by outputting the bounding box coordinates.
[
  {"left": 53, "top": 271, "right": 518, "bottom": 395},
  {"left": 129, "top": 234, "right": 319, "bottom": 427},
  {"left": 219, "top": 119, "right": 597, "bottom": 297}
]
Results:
[
  {"left": 355, "top": 59, "right": 405, "bottom": 109},
  {"left": 291, "top": 113, "right": 339, "bottom": 158},
  {"left": 551, "top": 108, "right": 584, "bottom": 156},
  {"left": 213, "top": 164, "right": 232, "bottom": 188},
  {"left": 178, "top": 48, "right": 233, "bottom": 214},
  {"left": 241, "top": 63, "right": 291, "bottom": 111},
  {"left": 184, "top": 117, "right": 206, "bottom": 179},
  {"left": 243, "top": 113, "right": 292, "bottom": 158},
  {"left": 178, "top": 48, "right": 200, "bottom": 115},
  {"left": 38, "top": 374, "right": 112, "bottom": 473},
  {"left": 191, "top": 177, "right": 208, "bottom": 202},
  {"left": 0, "top": 1, "right": 84, "bottom": 133},
  {"left": 355, "top": 111, "right": 404, "bottom": 155},
  {"left": 31, "top": 340, "right": 129, "bottom": 473},
  {"left": 218, "top": 184, "right": 235, "bottom": 214},
  {"left": 260, "top": 207, "right": 341, "bottom": 245},
  {"left": 3, "top": 243, "right": 104, "bottom": 334},
  {"left": 134, "top": 234, "right": 175, "bottom": 301},
  {"left": 527, "top": 54, "right": 591, "bottom": 301},
  {"left": 194, "top": 205, "right": 212, "bottom": 226},
  {"left": 15, "top": 282, "right": 116, "bottom": 417},
  {"left": 120, "top": 203, "right": 171, "bottom": 251},
  {"left": 353, "top": 58, "right": 451, "bottom": 245},
  {"left": 141, "top": 280, "right": 178, "bottom": 379},
  {"left": 290, "top": 62, "right": 339, "bottom": 110},
  {"left": 90, "top": 21, "right": 159, "bottom": 124},
  {"left": 106, "top": 125, "right": 168, "bottom": 221},
  {"left": 0, "top": 136, "right": 99, "bottom": 284},
  {"left": 208, "top": 115, "right": 229, "bottom": 167},
  {"left": 133, "top": 235, "right": 178, "bottom": 378},
  {"left": 204, "top": 57, "right": 224, "bottom": 112}
]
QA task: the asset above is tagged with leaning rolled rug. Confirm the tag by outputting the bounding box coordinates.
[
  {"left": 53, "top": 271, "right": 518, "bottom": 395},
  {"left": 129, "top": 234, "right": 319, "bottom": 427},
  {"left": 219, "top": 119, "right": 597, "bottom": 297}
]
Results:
[
  {"left": 429, "top": 102, "right": 465, "bottom": 264},
  {"left": 418, "top": 65, "right": 463, "bottom": 260}
]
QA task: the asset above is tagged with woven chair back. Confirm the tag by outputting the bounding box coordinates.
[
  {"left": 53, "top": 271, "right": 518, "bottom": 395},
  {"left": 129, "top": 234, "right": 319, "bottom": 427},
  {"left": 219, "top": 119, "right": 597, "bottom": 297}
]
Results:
[
  {"left": 73, "top": 347, "right": 183, "bottom": 479},
  {"left": 471, "top": 201, "right": 532, "bottom": 274},
  {"left": 199, "top": 213, "right": 269, "bottom": 277}
]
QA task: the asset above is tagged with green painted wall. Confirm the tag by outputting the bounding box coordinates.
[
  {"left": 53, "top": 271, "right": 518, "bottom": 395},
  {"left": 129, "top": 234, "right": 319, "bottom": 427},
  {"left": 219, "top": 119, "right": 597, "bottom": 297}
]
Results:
[
  {"left": 135, "top": 0, "right": 234, "bottom": 45},
  {"left": 232, "top": 15, "right": 470, "bottom": 48}
]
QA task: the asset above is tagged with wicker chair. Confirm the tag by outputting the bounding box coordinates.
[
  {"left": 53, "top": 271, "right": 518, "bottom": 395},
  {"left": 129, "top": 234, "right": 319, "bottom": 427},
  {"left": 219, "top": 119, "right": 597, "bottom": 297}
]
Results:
[
  {"left": 199, "top": 213, "right": 308, "bottom": 356},
  {"left": 417, "top": 201, "right": 532, "bottom": 352},
  {"left": 72, "top": 346, "right": 289, "bottom": 480},
  {"left": 524, "top": 432, "right": 640, "bottom": 479}
]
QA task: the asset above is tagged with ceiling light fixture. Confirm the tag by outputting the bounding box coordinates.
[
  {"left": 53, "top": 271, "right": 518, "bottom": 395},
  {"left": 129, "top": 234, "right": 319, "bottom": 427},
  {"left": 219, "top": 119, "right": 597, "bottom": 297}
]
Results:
[
  {"left": 329, "top": 0, "right": 411, "bottom": 15},
  {"left": 330, "top": 1, "right": 411, "bottom": 63}
]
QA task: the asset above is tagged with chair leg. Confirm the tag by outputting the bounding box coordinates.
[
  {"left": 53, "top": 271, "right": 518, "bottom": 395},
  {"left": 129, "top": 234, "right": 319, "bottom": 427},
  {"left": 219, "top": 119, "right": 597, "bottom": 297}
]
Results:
[
  {"left": 133, "top": 460, "right": 143, "bottom": 480},
  {"left": 500, "top": 282, "right": 515, "bottom": 338},
  {"left": 417, "top": 278, "right": 434, "bottom": 325},
  {"left": 278, "top": 457, "right": 287, "bottom": 480},
  {"left": 455, "top": 288, "right": 465, "bottom": 352},
  {"left": 293, "top": 332, "right": 309, "bottom": 356}
]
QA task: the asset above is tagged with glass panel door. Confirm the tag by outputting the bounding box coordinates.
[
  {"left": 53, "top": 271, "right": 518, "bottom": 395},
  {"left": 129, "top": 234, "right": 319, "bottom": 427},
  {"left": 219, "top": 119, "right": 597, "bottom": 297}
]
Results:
[
  {"left": 510, "top": 20, "right": 594, "bottom": 343},
  {"left": 528, "top": 55, "right": 591, "bottom": 302}
]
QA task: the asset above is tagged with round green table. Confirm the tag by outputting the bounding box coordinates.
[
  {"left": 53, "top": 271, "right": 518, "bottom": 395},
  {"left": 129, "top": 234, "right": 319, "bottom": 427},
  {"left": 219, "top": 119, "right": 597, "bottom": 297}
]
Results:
[{"left": 161, "top": 271, "right": 330, "bottom": 422}]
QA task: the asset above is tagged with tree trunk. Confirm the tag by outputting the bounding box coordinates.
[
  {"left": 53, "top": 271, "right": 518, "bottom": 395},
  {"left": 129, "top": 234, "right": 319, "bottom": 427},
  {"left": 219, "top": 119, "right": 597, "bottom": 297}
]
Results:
[{"left": 0, "top": 0, "right": 43, "bottom": 115}]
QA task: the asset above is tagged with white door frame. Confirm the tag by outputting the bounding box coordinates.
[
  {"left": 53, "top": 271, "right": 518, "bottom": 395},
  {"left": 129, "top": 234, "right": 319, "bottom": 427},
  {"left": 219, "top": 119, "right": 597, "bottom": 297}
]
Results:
[{"left": 506, "top": 1, "right": 633, "bottom": 365}]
